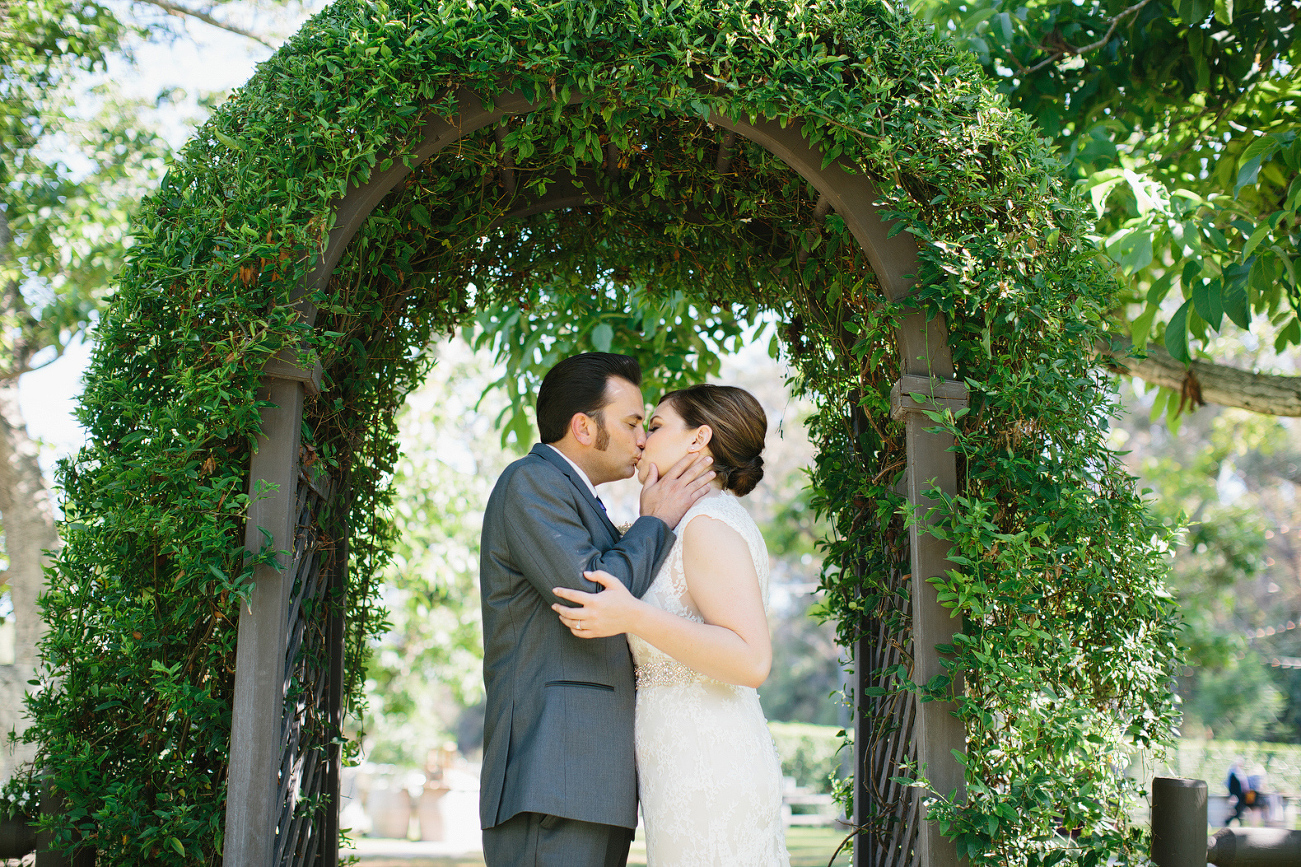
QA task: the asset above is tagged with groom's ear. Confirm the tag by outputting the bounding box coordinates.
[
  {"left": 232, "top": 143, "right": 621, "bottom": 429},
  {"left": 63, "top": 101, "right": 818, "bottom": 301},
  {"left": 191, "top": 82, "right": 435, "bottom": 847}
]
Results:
[{"left": 571, "top": 412, "right": 596, "bottom": 446}]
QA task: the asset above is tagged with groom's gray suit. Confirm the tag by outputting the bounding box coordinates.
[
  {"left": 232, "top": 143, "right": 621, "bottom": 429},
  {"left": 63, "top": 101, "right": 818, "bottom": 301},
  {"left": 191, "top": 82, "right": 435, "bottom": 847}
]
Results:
[{"left": 479, "top": 443, "right": 674, "bottom": 863}]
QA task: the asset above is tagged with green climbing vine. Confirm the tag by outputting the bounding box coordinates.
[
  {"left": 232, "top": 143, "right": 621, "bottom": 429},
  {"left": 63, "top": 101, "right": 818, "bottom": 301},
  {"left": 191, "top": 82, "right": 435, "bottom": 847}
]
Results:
[{"left": 29, "top": 0, "right": 1179, "bottom": 864}]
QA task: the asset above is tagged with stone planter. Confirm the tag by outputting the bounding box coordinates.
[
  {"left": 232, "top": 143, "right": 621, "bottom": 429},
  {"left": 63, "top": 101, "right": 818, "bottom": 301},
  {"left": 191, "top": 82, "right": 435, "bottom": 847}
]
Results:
[
  {"left": 366, "top": 782, "right": 412, "bottom": 840},
  {"left": 416, "top": 783, "right": 450, "bottom": 841}
]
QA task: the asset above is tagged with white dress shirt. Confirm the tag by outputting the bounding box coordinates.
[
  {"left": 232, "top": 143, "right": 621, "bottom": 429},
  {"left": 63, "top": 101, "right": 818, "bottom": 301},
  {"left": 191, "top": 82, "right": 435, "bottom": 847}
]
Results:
[{"left": 546, "top": 444, "right": 599, "bottom": 500}]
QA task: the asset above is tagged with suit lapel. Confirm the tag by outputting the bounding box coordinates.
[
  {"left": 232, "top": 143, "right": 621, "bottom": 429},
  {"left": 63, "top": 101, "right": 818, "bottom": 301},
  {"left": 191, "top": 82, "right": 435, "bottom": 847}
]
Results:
[{"left": 529, "top": 444, "right": 620, "bottom": 538}]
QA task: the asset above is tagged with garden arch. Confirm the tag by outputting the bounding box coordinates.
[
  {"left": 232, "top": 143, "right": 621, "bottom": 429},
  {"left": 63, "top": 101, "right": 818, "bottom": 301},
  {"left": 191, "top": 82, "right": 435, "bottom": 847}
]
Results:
[
  {"left": 231, "top": 85, "right": 967, "bottom": 867},
  {"left": 32, "top": 2, "right": 1181, "bottom": 866}
]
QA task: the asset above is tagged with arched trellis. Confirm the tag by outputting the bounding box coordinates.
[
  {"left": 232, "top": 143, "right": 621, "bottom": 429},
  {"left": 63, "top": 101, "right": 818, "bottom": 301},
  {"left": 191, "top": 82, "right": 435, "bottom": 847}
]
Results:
[
  {"left": 31, "top": 3, "right": 1182, "bottom": 865},
  {"left": 228, "top": 86, "right": 968, "bottom": 867}
]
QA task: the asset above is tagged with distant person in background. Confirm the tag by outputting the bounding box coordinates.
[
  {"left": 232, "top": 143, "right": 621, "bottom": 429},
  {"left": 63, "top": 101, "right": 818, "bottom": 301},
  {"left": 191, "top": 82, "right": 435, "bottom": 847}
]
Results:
[
  {"left": 1225, "top": 759, "right": 1249, "bottom": 826},
  {"left": 1246, "top": 764, "right": 1269, "bottom": 826}
]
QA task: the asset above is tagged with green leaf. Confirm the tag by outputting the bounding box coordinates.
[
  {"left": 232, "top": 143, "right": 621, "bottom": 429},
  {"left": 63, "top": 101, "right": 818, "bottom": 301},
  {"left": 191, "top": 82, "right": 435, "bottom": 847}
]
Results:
[
  {"left": 1274, "top": 319, "right": 1300, "bottom": 352},
  {"left": 1147, "top": 272, "right": 1175, "bottom": 305},
  {"left": 1249, "top": 251, "right": 1280, "bottom": 296},
  {"left": 1165, "top": 299, "right": 1193, "bottom": 364},
  {"left": 1206, "top": 226, "right": 1230, "bottom": 253},
  {"left": 212, "top": 130, "right": 246, "bottom": 152},
  {"left": 1191, "top": 278, "right": 1222, "bottom": 332},
  {"left": 1106, "top": 228, "right": 1153, "bottom": 274},
  {"left": 1222, "top": 275, "right": 1250, "bottom": 328},
  {"left": 1234, "top": 154, "right": 1265, "bottom": 198},
  {"left": 590, "top": 322, "right": 614, "bottom": 352},
  {"left": 1240, "top": 133, "right": 1283, "bottom": 167},
  {"left": 1286, "top": 177, "right": 1301, "bottom": 213},
  {"left": 1241, "top": 221, "right": 1271, "bottom": 259},
  {"left": 1130, "top": 304, "right": 1158, "bottom": 349},
  {"left": 1085, "top": 173, "right": 1124, "bottom": 217}
]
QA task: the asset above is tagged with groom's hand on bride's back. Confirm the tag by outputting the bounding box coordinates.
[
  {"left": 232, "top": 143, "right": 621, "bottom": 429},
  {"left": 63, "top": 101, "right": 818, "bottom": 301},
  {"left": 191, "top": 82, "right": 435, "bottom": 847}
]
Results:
[{"left": 639, "top": 454, "right": 714, "bottom": 528}]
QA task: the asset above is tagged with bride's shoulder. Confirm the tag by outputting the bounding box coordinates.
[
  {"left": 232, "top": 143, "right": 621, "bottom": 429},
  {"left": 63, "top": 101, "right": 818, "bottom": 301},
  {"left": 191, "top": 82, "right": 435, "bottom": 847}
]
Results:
[
  {"left": 678, "top": 497, "right": 767, "bottom": 584},
  {"left": 679, "top": 513, "right": 748, "bottom": 566},
  {"left": 680, "top": 492, "right": 756, "bottom": 541}
]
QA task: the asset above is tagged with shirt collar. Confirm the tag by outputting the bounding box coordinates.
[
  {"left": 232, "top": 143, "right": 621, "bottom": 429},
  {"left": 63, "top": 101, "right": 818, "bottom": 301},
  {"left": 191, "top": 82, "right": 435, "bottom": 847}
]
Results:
[{"left": 546, "top": 444, "right": 598, "bottom": 498}]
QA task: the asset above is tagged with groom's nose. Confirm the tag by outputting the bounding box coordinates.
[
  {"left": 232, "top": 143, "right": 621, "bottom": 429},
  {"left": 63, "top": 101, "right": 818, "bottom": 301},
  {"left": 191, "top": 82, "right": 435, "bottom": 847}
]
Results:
[{"left": 635, "top": 428, "right": 647, "bottom": 448}]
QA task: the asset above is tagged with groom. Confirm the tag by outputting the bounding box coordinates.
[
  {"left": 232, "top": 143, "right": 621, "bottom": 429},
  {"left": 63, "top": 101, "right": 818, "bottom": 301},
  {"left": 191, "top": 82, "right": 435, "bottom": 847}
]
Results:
[{"left": 478, "top": 352, "right": 713, "bottom": 867}]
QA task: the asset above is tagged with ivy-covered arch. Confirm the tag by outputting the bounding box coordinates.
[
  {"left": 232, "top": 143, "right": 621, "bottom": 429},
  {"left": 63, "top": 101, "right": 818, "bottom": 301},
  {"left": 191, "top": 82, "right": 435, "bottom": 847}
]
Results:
[{"left": 31, "top": 1, "right": 1180, "bottom": 866}]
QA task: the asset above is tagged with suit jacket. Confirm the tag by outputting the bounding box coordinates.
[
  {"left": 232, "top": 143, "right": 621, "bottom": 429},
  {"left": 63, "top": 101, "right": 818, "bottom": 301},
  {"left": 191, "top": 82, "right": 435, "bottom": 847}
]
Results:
[{"left": 478, "top": 443, "right": 674, "bottom": 830}]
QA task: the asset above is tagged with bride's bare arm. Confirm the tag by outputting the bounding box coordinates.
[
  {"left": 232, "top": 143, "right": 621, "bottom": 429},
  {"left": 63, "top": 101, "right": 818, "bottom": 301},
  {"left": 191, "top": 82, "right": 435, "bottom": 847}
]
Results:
[{"left": 551, "top": 515, "right": 772, "bottom": 688}]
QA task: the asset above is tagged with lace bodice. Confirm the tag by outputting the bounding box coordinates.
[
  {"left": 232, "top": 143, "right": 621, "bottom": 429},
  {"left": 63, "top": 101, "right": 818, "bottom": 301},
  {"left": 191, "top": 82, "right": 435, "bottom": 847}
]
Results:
[
  {"left": 628, "top": 489, "right": 770, "bottom": 687},
  {"left": 628, "top": 488, "right": 789, "bottom": 866}
]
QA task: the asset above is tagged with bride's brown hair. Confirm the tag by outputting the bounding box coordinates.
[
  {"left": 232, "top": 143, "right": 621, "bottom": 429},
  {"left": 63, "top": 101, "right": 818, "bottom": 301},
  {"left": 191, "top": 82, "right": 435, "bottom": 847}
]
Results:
[{"left": 660, "top": 384, "right": 767, "bottom": 496}]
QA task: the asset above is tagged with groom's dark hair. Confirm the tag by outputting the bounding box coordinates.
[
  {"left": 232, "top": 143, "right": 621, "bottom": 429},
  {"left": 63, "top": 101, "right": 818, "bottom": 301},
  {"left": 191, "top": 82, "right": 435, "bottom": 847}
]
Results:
[{"left": 537, "top": 352, "right": 642, "bottom": 444}]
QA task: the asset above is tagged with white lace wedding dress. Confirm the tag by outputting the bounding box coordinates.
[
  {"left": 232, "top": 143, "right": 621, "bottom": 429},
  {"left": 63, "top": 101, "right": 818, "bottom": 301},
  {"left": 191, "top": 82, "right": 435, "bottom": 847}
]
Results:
[{"left": 628, "top": 489, "right": 790, "bottom": 866}]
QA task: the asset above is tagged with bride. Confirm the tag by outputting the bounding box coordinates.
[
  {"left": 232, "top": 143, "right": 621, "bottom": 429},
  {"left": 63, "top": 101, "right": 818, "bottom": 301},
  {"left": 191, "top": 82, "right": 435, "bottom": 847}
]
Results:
[{"left": 551, "top": 383, "right": 791, "bottom": 866}]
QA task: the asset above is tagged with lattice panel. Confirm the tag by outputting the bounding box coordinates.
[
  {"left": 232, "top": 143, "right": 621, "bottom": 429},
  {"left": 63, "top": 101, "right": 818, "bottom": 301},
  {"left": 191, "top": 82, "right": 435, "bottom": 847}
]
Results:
[
  {"left": 857, "top": 580, "right": 920, "bottom": 867},
  {"left": 274, "top": 467, "right": 344, "bottom": 867}
]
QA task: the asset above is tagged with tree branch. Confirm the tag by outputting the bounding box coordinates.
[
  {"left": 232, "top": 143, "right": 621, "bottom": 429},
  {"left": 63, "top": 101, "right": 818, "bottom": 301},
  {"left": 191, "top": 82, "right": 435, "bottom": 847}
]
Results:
[
  {"left": 1024, "top": 0, "right": 1158, "bottom": 75},
  {"left": 0, "top": 209, "right": 39, "bottom": 382},
  {"left": 1099, "top": 338, "right": 1301, "bottom": 417},
  {"left": 134, "top": 0, "right": 275, "bottom": 48}
]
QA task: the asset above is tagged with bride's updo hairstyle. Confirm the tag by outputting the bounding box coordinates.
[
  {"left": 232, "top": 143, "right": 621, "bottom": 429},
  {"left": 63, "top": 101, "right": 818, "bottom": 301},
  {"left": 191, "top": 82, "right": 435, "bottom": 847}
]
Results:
[{"left": 661, "top": 384, "right": 767, "bottom": 497}]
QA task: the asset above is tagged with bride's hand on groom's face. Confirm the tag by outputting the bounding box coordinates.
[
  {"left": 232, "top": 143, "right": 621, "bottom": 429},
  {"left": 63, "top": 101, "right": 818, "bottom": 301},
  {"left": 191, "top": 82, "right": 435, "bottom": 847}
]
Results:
[
  {"left": 552, "top": 571, "right": 634, "bottom": 639},
  {"left": 639, "top": 453, "right": 714, "bottom": 528}
]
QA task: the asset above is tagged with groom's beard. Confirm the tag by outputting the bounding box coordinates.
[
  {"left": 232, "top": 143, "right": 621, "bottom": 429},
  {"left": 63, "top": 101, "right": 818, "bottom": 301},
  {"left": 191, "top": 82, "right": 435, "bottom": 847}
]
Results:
[{"left": 591, "top": 412, "right": 610, "bottom": 451}]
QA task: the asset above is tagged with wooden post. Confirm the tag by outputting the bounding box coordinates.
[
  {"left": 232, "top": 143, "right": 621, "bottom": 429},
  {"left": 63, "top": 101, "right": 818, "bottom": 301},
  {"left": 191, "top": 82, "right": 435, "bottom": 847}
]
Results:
[
  {"left": 890, "top": 371, "right": 968, "bottom": 867},
  {"left": 1152, "top": 777, "right": 1208, "bottom": 867},
  {"left": 224, "top": 351, "right": 320, "bottom": 867},
  {"left": 852, "top": 626, "right": 871, "bottom": 859},
  {"left": 1207, "top": 827, "right": 1301, "bottom": 865}
]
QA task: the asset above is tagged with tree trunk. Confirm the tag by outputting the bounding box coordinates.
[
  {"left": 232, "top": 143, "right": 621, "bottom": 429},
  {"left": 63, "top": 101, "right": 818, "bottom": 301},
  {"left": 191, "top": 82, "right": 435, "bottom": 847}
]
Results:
[
  {"left": 0, "top": 202, "right": 51, "bottom": 782},
  {"left": 1100, "top": 339, "right": 1301, "bottom": 417},
  {"left": 0, "top": 377, "right": 54, "bottom": 781}
]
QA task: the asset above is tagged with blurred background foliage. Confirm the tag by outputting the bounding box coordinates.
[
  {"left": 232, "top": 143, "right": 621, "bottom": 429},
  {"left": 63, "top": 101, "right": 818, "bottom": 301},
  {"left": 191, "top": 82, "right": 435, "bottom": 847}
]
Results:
[
  {"left": 913, "top": 0, "right": 1300, "bottom": 419},
  {"left": 1114, "top": 390, "right": 1301, "bottom": 743}
]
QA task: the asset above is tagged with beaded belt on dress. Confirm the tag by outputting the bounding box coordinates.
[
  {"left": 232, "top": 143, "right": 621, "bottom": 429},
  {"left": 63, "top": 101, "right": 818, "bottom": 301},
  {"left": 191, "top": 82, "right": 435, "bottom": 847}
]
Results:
[{"left": 634, "top": 655, "right": 705, "bottom": 688}]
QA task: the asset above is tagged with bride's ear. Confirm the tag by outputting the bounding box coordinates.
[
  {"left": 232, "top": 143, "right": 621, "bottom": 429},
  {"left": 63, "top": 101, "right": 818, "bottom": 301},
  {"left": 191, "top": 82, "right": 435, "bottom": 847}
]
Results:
[{"left": 687, "top": 425, "right": 713, "bottom": 452}]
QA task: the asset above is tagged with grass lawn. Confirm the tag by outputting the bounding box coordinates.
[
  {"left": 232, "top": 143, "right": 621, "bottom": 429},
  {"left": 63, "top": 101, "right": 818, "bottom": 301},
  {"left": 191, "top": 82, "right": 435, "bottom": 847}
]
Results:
[
  {"left": 628, "top": 825, "right": 851, "bottom": 866},
  {"left": 345, "top": 825, "right": 853, "bottom": 867}
]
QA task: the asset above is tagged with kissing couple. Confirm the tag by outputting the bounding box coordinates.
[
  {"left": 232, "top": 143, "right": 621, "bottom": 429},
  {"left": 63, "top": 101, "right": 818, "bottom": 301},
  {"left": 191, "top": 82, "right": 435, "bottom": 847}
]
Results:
[{"left": 478, "top": 352, "right": 792, "bottom": 866}]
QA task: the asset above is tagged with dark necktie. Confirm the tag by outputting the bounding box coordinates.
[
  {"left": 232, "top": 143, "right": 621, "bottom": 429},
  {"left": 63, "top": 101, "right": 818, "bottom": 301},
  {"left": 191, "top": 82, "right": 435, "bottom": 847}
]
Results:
[{"left": 595, "top": 495, "right": 607, "bottom": 513}]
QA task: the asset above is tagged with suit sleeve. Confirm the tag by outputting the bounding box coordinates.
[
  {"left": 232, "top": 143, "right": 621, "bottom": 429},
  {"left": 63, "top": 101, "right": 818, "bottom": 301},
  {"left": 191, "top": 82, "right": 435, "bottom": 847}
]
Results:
[{"left": 501, "top": 463, "right": 672, "bottom": 605}]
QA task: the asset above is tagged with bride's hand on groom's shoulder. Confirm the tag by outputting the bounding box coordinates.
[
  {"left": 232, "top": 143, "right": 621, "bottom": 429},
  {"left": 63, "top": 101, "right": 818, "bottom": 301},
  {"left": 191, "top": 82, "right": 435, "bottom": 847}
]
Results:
[
  {"left": 639, "top": 453, "right": 714, "bottom": 528},
  {"left": 552, "top": 571, "right": 636, "bottom": 639}
]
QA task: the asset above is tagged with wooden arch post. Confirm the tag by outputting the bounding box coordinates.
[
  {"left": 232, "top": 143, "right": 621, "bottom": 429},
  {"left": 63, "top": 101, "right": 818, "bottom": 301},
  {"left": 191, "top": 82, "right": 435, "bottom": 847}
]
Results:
[{"left": 224, "top": 87, "right": 967, "bottom": 867}]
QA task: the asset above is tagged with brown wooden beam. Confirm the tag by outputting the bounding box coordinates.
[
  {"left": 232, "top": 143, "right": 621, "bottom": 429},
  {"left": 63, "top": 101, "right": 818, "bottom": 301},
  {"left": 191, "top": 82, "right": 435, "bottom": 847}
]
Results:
[
  {"left": 494, "top": 124, "right": 516, "bottom": 196},
  {"left": 715, "top": 130, "right": 736, "bottom": 174},
  {"left": 605, "top": 141, "right": 621, "bottom": 184}
]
